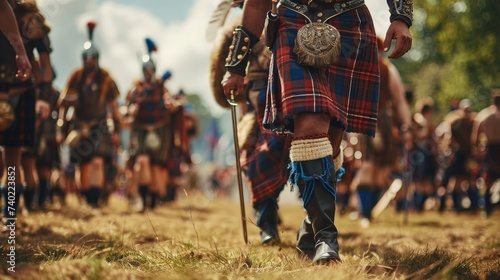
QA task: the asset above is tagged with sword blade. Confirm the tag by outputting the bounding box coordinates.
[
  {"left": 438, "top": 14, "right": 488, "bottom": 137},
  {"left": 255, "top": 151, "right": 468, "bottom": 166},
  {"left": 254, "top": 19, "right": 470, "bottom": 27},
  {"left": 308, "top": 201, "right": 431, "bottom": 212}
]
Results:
[{"left": 229, "top": 97, "right": 248, "bottom": 244}]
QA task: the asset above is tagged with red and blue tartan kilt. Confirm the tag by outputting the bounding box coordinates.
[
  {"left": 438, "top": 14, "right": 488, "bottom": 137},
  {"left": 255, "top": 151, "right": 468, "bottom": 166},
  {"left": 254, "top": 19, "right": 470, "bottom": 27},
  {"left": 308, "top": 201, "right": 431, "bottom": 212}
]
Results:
[
  {"left": 263, "top": 5, "right": 380, "bottom": 136},
  {"left": 0, "top": 88, "right": 36, "bottom": 147},
  {"left": 241, "top": 87, "right": 290, "bottom": 207}
]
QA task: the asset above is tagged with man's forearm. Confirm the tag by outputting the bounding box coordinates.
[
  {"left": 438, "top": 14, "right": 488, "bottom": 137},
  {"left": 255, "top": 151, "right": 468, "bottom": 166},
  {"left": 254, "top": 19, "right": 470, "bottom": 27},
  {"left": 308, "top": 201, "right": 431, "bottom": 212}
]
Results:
[
  {"left": 0, "top": 0, "right": 26, "bottom": 56},
  {"left": 241, "top": 0, "right": 270, "bottom": 39},
  {"left": 387, "top": 0, "right": 413, "bottom": 27}
]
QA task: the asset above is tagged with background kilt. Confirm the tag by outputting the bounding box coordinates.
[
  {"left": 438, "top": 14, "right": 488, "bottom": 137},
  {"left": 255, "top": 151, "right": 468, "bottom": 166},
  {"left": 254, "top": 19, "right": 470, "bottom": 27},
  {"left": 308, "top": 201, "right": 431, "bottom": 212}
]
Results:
[
  {"left": 0, "top": 88, "right": 36, "bottom": 147},
  {"left": 36, "top": 139, "right": 60, "bottom": 168},
  {"left": 129, "top": 125, "right": 172, "bottom": 166},
  {"left": 263, "top": 5, "right": 379, "bottom": 136},
  {"left": 69, "top": 122, "right": 113, "bottom": 164},
  {"left": 241, "top": 87, "right": 290, "bottom": 207},
  {"left": 365, "top": 108, "right": 398, "bottom": 166}
]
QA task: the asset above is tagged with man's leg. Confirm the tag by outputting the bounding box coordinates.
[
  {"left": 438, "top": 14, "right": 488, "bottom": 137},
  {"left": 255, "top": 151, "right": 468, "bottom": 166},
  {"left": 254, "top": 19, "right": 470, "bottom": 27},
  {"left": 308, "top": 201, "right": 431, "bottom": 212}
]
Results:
[
  {"left": 134, "top": 155, "right": 152, "bottom": 212},
  {"left": 21, "top": 153, "right": 37, "bottom": 211},
  {"left": 2, "top": 147, "right": 24, "bottom": 220},
  {"left": 80, "top": 157, "right": 105, "bottom": 207},
  {"left": 291, "top": 113, "right": 343, "bottom": 264}
]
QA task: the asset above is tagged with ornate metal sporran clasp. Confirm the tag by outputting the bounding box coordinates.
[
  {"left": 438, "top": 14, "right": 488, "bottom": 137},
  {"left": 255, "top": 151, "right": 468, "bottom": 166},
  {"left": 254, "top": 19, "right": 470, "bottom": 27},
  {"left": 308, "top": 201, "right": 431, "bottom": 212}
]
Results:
[
  {"left": 144, "top": 130, "right": 161, "bottom": 151},
  {"left": 0, "top": 97, "right": 15, "bottom": 132},
  {"left": 293, "top": 22, "right": 341, "bottom": 68}
]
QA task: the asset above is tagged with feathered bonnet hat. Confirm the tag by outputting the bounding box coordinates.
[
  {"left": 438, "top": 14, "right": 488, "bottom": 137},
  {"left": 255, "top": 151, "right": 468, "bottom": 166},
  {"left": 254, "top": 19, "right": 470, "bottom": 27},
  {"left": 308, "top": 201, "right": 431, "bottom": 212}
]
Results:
[{"left": 82, "top": 21, "right": 99, "bottom": 60}]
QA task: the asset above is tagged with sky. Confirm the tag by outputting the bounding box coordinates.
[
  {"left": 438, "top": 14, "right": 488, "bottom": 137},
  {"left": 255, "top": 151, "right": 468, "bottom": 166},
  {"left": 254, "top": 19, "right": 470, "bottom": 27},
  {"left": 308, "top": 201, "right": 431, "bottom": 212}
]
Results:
[{"left": 36, "top": 0, "right": 391, "bottom": 117}]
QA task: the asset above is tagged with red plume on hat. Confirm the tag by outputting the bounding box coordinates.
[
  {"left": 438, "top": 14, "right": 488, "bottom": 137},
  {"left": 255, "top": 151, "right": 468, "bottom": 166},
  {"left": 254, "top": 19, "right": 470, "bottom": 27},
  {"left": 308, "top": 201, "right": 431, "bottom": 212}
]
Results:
[
  {"left": 82, "top": 21, "right": 99, "bottom": 59},
  {"left": 87, "top": 21, "right": 97, "bottom": 42}
]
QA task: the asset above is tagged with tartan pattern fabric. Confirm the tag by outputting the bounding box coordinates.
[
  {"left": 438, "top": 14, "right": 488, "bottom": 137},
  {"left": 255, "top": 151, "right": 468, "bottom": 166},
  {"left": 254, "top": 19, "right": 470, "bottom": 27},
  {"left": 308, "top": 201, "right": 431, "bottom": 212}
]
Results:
[
  {"left": 129, "top": 82, "right": 168, "bottom": 125},
  {"left": 263, "top": 5, "right": 380, "bottom": 136},
  {"left": 69, "top": 121, "right": 113, "bottom": 164},
  {"left": 130, "top": 125, "right": 172, "bottom": 166},
  {"left": 241, "top": 87, "right": 290, "bottom": 207},
  {"left": 0, "top": 88, "right": 36, "bottom": 147}
]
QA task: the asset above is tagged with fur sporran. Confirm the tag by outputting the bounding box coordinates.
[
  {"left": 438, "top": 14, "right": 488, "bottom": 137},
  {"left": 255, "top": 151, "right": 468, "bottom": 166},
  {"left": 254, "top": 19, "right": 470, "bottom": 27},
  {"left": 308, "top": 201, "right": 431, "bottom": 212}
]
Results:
[
  {"left": 144, "top": 131, "right": 161, "bottom": 151},
  {"left": 0, "top": 98, "right": 15, "bottom": 132},
  {"left": 293, "top": 22, "right": 341, "bottom": 68}
]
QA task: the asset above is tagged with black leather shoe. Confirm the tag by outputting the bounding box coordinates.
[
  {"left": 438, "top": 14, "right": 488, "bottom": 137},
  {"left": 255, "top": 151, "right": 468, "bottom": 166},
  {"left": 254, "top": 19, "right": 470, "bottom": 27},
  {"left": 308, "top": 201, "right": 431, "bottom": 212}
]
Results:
[
  {"left": 260, "top": 222, "right": 280, "bottom": 245},
  {"left": 313, "top": 242, "right": 341, "bottom": 264},
  {"left": 296, "top": 215, "right": 315, "bottom": 259},
  {"left": 256, "top": 198, "right": 280, "bottom": 245},
  {"left": 295, "top": 157, "right": 341, "bottom": 264}
]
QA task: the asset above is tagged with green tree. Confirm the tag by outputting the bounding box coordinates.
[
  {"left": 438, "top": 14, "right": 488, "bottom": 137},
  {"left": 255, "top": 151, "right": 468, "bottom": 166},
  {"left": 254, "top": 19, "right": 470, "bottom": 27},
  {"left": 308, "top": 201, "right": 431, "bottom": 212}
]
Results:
[{"left": 397, "top": 0, "right": 499, "bottom": 113}]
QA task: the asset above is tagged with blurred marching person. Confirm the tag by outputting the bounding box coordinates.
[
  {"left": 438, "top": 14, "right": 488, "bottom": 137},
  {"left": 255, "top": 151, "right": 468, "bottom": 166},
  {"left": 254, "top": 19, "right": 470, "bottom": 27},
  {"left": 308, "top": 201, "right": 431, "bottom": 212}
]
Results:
[
  {"left": 473, "top": 90, "right": 500, "bottom": 217},
  {"left": 57, "top": 22, "right": 121, "bottom": 208},
  {"left": 16, "top": 0, "right": 56, "bottom": 211},
  {"left": 222, "top": 0, "right": 412, "bottom": 263},
  {"left": 445, "top": 99, "right": 479, "bottom": 213},
  {"left": 351, "top": 37, "right": 412, "bottom": 225},
  {"left": 210, "top": 0, "right": 289, "bottom": 245},
  {"left": 1, "top": 0, "right": 51, "bottom": 226},
  {"left": 24, "top": 75, "right": 62, "bottom": 210},
  {"left": 410, "top": 98, "right": 438, "bottom": 212},
  {"left": 125, "top": 39, "right": 176, "bottom": 212},
  {"left": 164, "top": 89, "right": 198, "bottom": 203}
]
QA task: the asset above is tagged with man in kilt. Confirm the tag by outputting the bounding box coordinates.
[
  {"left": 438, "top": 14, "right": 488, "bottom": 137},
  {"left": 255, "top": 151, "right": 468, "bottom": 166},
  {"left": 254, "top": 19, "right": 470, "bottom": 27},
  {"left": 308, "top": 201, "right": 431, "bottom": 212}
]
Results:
[
  {"left": 353, "top": 37, "right": 412, "bottom": 224},
  {"left": 474, "top": 91, "right": 500, "bottom": 217},
  {"left": 210, "top": 0, "right": 290, "bottom": 245},
  {"left": 16, "top": 0, "right": 57, "bottom": 211},
  {"left": 58, "top": 22, "right": 121, "bottom": 207},
  {"left": 164, "top": 89, "right": 197, "bottom": 204},
  {"left": 1, "top": 0, "right": 51, "bottom": 225},
  {"left": 126, "top": 39, "right": 176, "bottom": 212},
  {"left": 222, "top": 0, "right": 412, "bottom": 264}
]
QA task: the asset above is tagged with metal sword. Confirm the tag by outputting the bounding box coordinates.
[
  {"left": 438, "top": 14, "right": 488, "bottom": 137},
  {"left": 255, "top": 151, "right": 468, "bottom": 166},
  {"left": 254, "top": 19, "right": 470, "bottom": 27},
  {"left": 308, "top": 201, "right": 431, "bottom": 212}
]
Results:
[{"left": 228, "top": 90, "right": 248, "bottom": 244}]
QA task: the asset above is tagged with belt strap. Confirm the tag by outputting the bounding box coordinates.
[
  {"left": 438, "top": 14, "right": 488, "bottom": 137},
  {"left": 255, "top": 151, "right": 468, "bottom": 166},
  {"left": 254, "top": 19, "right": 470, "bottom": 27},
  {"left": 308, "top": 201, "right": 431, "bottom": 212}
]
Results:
[
  {"left": 281, "top": 0, "right": 364, "bottom": 23},
  {"left": 134, "top": 120, "right": 169, "bottom": 131}
]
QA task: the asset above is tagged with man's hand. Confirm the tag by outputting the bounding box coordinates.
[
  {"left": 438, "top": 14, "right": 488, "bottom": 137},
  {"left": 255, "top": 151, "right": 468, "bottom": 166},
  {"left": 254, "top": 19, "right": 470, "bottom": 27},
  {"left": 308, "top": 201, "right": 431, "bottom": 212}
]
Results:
[
  {"left": 221, "top": 72, "right": 245, "bottom": 101},
  {"left": 35, "top": 100, "right": 50, "bottom": 120},
  {"left": 15, "top": 54, "right": 32, "bottom": 82},
  {"left": 163, "top": 94, "right": 176, "bottom": 111},
  {"left": 384, "top": 20, "right": 412, "bottom": 59}
]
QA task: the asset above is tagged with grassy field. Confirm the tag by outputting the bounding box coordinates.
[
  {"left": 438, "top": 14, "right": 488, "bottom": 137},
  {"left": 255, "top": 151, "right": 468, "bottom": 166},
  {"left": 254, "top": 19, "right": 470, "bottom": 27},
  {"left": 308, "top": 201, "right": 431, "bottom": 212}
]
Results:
[{"left": 1, "top": 191, "right": 499, "bottom": 280}]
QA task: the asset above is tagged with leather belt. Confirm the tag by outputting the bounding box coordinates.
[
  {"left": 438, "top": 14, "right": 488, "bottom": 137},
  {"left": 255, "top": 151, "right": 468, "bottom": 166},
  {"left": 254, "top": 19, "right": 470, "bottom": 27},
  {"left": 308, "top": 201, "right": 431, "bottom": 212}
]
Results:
[
  {"left": 281, "top": 0, "right": 365, "bottom": 23},
  {"left": 134, "top": 120, "right": 169, "bottom": 131},
  {"left": 294, "top": 0, "right": 356, "bottom": 4}
]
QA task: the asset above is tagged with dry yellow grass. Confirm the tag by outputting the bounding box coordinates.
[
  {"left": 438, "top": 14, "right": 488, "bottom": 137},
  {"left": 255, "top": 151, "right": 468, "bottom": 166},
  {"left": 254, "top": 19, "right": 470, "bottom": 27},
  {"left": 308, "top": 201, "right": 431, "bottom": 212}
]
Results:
[{"left": 1, "top": 190, "right": 499, "bottom": 280}]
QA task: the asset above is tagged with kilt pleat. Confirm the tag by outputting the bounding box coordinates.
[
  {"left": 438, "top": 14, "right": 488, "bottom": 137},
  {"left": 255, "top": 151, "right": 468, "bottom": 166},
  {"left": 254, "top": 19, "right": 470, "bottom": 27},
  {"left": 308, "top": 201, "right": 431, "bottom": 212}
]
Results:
[
  {"left": 263, "top": 5, "right": 380, "bottom": 136},
  {"left": 241, "top": 88, "right": 290, "bottom": 207}
]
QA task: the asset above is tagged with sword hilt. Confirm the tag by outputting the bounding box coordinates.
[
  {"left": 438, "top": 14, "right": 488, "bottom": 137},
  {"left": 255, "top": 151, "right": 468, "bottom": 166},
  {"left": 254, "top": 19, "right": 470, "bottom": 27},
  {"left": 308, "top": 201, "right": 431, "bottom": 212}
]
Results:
[
  {"left": 271, "top": 0, "right": 278, "bottom": 14},
  {"left": 227, "top": 89, "right": 238, "bottom": 106}
]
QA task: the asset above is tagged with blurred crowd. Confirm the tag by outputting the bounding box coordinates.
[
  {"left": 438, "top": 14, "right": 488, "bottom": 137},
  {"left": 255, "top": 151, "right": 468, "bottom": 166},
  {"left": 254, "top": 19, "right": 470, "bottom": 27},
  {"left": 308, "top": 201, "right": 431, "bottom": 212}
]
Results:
[
  {"left": 338, "top": 92, "right": 500, "bottom": 226},
  {"left": 0, "top": 0, "right": 200, "bottom": 225}
]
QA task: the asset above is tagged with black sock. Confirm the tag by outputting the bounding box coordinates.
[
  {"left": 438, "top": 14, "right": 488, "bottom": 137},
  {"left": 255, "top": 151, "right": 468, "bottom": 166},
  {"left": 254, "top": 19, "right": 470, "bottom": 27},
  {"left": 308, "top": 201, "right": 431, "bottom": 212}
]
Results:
[
  {"left": 2, "top": 186, "right": 24, "bottom": 219},
  {"left": 24, "top": 186, "right": 35, "bottom": 210},
  {"left": 150, "top": 192, "right": 157, "bottom": 209},
  {"left": 38, "top": 179, "right": 49, "bottom": 208},
  {"left": 139, "top": 185, "right": 149, "bottom": 211},
  {"left": 87, "top": 187, "right": 101, "bottom": 207}
]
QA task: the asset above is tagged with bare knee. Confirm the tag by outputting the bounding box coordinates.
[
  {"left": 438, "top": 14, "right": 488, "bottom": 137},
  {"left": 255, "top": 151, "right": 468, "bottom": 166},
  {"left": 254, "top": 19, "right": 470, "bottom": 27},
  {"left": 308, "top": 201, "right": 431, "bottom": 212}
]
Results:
[{"left": 294, "top": 113, "right": 330, "bottom": 137}]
